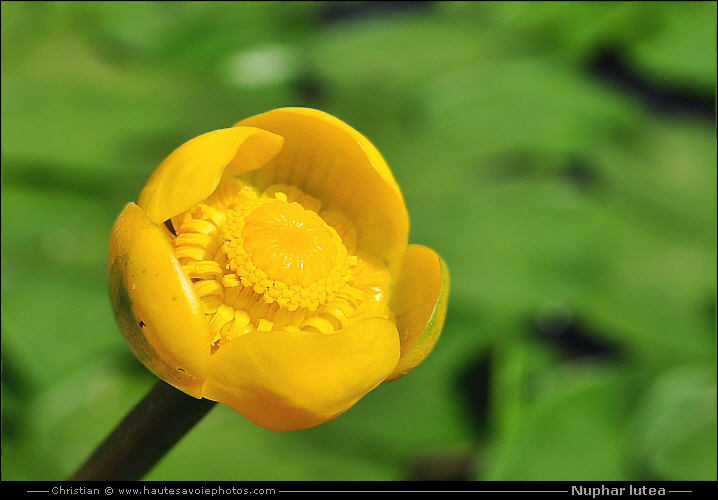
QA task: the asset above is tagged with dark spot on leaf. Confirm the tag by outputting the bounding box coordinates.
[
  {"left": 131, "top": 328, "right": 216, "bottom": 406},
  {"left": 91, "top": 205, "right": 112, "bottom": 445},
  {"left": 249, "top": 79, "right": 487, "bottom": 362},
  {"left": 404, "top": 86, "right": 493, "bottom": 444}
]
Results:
[
  {"left": 294, "top": 72, "right": 325, "bottom": 106},
  {"left": 563, "top": 156, "right": 600, "bottom": 191},
  {"left": 320, "top": 1, "right": 433, "bottom": 27},
  {"left": 587, "top": 46, "right": 716, "bottom": 122},
  {"left": 407, "top": 449, "right": 475, "bottom": 481},
  {"left": 455, "top": 350, "right": 492, "bottom": 439},
  {"left": 532, "top": 302, "right": 622, "bottom": 362}
]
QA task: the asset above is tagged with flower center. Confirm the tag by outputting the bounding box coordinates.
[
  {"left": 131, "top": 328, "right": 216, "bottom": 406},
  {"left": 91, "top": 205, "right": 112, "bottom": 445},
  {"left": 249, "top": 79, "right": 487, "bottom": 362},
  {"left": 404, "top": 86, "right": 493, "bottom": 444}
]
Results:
[
  {"left": 244, "top": 202, "right": 337, "bottom": 286},
  {"left": 169, "top": 180, "right": 392, "bottom": 351},
  {"left": 221, "top": 195, "right": 351, "bottom": 311}
]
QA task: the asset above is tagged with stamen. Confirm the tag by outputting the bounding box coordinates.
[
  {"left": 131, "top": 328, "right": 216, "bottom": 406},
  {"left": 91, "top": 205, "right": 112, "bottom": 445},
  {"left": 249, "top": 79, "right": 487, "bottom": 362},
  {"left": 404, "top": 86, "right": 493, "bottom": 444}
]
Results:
[
  {"left": 170, "top": 181, "right": 392, "bottom": 352},
  {"left": 261, "top": 183, "right": 322, "bottom": 213}
]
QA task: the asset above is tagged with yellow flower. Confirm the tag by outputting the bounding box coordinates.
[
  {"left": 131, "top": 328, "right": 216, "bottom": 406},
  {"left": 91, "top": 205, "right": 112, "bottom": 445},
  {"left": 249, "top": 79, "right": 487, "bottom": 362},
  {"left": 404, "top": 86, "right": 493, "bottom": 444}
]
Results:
[{"left": 109, "top": 108, "right": 449, "bottom": 431}]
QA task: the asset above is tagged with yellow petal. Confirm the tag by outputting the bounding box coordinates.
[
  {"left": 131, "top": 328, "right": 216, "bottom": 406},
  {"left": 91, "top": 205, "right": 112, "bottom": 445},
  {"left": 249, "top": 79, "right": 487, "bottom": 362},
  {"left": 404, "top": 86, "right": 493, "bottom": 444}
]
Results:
[
  {"left": 138, "top": 127, "right": 284, "bottom": 224},
  {"left": 385, "top": 244, "right": 449, "bottom": 382},
  {"left": 201, "top": 318, "right": 401, "bottom": 431},
  {"left": 234, "top": 108, "right": 409, "bottom": 262},
  {"left": 109, "top": 203, "right": 211, "bottom": 397}
]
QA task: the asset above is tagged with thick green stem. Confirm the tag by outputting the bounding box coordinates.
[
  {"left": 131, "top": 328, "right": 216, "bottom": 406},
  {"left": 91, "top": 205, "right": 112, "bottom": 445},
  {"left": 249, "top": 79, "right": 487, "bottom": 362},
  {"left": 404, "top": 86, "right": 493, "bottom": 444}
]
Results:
[{"left": 71, "top": 380, "right": 216, "bottom": 481}]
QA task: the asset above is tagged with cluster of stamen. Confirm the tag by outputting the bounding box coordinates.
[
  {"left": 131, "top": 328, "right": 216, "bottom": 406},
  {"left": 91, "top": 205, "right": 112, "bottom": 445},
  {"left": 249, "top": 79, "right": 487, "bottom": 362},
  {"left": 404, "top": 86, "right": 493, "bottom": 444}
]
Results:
[{"left": 170, "top": 180, "right": 389, "bottom": 352}]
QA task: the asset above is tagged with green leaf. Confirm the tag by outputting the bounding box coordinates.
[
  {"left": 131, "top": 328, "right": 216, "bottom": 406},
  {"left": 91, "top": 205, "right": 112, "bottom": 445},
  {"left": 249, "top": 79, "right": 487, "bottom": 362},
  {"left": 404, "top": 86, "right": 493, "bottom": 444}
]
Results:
[
  {"left": 481, "top": 365, "right": 635, "bottom": 480},
  {"left": 630, "top": 366, "right": 717, "bottom": 480}
]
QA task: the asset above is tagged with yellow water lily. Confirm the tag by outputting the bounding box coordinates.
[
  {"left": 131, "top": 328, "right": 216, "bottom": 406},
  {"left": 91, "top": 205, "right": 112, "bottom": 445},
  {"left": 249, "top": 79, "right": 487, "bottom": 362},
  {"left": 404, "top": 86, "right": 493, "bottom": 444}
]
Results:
[{"left": 109, "top": 108, "right": 449, "bottom": 431}]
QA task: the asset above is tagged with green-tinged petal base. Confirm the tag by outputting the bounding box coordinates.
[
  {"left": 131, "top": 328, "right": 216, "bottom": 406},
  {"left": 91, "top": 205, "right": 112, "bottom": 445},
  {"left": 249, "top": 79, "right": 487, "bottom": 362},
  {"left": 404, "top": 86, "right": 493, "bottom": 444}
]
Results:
[
  {"left": 385, "top": 244, "right": 449, "bottom": 382},
  {"left": 109, "top": 203, "right": 211, "bottom": 397}
]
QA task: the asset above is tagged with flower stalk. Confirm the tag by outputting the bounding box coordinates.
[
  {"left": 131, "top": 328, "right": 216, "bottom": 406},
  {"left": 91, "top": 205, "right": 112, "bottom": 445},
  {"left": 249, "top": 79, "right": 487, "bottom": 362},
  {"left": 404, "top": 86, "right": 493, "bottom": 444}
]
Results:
[{"left": 71, "top": 381, "right": 216, "bottom": 481}]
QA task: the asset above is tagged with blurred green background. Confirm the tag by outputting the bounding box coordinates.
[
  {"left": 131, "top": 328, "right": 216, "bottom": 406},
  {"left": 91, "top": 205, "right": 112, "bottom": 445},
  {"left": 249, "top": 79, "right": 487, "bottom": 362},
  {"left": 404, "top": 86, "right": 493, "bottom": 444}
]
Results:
[{"left": 2, "top": 1, "right": 716, "bottom": 481}]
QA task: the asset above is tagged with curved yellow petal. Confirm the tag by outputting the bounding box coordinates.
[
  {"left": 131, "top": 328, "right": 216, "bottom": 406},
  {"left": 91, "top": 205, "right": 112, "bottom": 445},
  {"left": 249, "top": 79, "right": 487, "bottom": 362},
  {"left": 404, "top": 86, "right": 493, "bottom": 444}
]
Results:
[
  {"left": 109, "top": 203, "right": 211, "bottom": 397},
  {"left": 234, "top": 108, "right": 409, "bottom": 262},
  {"left": 385, "top": 244, "right": 449, "bottom": 382},
  {"left": 201, "top": 318, "right": 401, "bottom": 431},
  {"left": 138, "top": 127, "right": 284, "bottom": 224}
]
